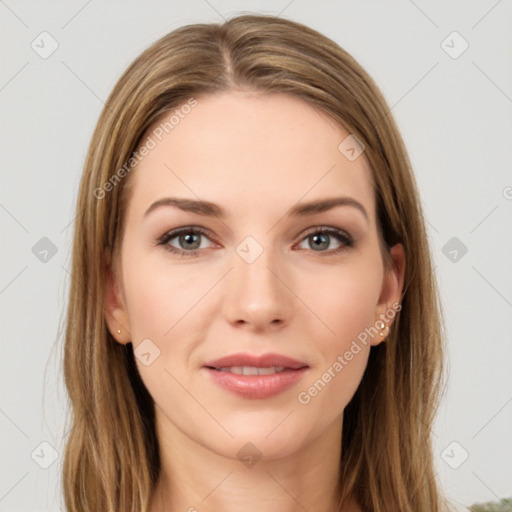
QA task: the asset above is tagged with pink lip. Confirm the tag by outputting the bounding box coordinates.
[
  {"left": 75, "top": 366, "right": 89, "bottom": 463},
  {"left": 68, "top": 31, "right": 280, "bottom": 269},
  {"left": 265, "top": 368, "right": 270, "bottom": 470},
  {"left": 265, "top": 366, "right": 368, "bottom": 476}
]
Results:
[
  {"left": 202, "top": 352, "right": 309, "bottom": 399},
  {"left": 203, "top": 352, "right": 308, "bottom": 370}
]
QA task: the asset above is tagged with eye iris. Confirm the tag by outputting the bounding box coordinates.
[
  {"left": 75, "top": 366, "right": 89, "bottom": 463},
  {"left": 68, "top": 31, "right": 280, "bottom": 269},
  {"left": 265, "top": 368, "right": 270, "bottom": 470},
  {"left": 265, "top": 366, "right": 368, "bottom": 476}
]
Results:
[
  {"left": 179, "top": 232, "right": 201, "bottom": 250},
  {"left": 310, "top": 233, "right": 329, "bottom": 251}
]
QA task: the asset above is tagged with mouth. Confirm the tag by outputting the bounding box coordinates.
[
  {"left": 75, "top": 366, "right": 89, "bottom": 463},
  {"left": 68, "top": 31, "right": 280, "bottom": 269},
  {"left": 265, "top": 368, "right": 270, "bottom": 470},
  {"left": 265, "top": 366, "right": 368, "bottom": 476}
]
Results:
[
  {"left": 207, "top": 366, "right": 290, "bottom": 375},
  {"left": 202, "top": 352, "right": 309, "bottom": 399}
]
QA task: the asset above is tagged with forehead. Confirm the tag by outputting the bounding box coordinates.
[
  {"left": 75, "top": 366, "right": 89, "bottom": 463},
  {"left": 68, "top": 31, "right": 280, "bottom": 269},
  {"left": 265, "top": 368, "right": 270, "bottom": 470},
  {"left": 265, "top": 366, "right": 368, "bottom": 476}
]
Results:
[{"left": 128, "top": 92, "right": 376, "bottom": 221}]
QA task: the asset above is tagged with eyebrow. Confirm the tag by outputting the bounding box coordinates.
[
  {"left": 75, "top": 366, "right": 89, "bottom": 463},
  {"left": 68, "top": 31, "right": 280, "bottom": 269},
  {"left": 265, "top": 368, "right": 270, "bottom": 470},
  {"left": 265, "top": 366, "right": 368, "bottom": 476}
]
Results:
[{"left": 144, "top": 196, "right": 369, "bottom": 221}]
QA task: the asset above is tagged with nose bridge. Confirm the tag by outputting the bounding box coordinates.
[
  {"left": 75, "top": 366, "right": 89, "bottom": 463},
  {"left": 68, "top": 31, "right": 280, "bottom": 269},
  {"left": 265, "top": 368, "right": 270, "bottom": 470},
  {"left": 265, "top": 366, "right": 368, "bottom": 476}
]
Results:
[{"left": 222, "top": 234, "right": 292, "bottom": 329}]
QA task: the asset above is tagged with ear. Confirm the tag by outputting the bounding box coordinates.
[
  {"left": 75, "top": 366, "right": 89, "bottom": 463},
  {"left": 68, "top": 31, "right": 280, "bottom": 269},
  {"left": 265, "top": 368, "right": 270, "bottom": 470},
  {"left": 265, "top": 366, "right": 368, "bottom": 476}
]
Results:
[
  {"left": 371, "top": 243, "right": 405, "bottom": 346},
  {"left": 103, "top": 253, "right": 132, "bottom": 345}
]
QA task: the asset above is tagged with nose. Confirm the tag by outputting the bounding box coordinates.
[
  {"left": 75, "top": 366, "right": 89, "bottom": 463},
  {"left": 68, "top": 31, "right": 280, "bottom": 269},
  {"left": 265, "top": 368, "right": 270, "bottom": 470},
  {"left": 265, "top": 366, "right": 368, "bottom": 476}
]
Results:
[{"left": 221, "top": 243, "right": 294, "bottom": 332}]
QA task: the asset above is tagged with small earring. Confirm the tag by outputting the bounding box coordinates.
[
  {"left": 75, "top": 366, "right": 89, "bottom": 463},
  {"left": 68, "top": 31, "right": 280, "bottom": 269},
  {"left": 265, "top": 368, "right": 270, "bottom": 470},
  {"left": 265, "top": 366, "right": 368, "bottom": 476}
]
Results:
[
  {"left": 117, "top": 329, "right": 121, "bottom": 334},
  {"left": 375, "top": 320, "right": 389, "bottom": 340}
]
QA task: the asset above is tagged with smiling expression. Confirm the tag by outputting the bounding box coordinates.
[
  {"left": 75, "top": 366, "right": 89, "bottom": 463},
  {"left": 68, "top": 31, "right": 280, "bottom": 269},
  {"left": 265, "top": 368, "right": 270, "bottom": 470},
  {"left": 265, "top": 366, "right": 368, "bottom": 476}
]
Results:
[{"left": 105, "top": 90, "right": 403, "bottom": 461}]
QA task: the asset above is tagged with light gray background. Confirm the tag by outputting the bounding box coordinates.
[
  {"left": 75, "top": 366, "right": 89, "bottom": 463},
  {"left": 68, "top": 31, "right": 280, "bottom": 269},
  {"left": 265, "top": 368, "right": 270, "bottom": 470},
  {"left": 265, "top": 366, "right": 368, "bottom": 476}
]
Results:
[{"left": 1, "top": 1, "right": 511, "bottom": 510}]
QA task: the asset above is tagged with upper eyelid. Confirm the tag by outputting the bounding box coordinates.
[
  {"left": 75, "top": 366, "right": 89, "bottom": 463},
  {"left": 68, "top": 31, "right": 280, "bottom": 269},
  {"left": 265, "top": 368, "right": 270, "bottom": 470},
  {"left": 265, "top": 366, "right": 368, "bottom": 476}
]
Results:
[{"left": 300, "top": 225, "right": 351, "bottom": 238}]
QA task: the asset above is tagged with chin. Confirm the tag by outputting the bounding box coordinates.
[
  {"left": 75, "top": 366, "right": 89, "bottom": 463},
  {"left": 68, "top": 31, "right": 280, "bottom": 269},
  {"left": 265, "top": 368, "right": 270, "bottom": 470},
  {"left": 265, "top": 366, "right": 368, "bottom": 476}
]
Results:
[
  {"left": 204, "top": 412, "right": 314, "bottom": 461},
  {"left": 211, "top": 434, "right": 306, "bottom": 465}
]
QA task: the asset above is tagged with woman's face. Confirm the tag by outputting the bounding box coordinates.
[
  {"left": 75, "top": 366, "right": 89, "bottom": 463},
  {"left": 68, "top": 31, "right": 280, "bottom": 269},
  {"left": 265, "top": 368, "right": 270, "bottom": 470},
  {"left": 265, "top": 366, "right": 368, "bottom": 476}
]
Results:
[{"left": 106, "top": 91, "right": 404, "bottom": 461}]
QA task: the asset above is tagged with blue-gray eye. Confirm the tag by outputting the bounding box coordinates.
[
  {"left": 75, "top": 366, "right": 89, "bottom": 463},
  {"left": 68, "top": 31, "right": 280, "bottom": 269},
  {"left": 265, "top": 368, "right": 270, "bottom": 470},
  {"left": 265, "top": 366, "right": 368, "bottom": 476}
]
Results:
[
  {"left": 297, "top": 228, "right": 353, "bottom": 253},
  {"left": 158, "top": 227, "right": 213, "bottom": 256}
]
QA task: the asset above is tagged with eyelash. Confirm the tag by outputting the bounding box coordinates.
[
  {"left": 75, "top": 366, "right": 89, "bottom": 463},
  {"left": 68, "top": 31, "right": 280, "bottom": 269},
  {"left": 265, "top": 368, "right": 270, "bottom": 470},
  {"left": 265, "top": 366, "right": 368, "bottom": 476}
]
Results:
[{"left": 156, "top": 225, "right": 354, "bottom": 258}]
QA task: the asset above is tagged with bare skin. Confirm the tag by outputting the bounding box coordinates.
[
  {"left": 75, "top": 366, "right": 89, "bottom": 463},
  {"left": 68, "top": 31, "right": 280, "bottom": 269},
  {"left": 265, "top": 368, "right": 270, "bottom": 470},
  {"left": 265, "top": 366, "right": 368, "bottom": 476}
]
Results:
[{"left": 105, "top": 91, "right": 405, "bottom": 512}]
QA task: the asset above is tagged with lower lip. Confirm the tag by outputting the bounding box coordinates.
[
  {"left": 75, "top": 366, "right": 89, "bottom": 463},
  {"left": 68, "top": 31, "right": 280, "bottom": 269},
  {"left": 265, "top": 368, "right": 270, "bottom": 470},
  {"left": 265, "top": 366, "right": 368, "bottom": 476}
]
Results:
[{"left": 202, "top": 367, "right": 309, "bottom": 399}]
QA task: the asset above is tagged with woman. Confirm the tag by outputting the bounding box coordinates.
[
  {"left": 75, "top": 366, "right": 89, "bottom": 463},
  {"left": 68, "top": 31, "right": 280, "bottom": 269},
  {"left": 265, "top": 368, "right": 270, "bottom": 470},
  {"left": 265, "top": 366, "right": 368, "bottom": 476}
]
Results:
[{"left": 62, "top": 14, "right": 449, "bottom": 512}]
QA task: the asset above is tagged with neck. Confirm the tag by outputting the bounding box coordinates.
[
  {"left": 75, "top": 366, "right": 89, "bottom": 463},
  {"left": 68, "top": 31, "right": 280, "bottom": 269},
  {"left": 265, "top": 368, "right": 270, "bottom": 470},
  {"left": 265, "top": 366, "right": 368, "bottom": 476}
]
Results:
[{"left": 149, "top": 413, "right": 351, "bottom": 512}]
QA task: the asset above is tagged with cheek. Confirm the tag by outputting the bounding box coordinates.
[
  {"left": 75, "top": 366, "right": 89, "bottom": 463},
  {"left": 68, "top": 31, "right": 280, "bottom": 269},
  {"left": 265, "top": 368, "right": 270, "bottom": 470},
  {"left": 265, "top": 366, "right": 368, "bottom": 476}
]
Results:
[
  {"left": 299, "top": 256, "right": 382, "bottom": 401},
  {"left": 325, "top": 284, "right": 380, "bottom": 348},
  {"left": 307, "top": 256, "right": 383, "bottom": 347},
  {"left": 123, "top": 269, "right": 170, "bottom": 341},
  {"left": 121, "top": 256, "right": 199, "bottom": 411},
  {"left": 296, "top": 293, "right": 378, "bottom": 425},
  {"left": 122, "top": 251, "right": 207, "bottom": 341}
]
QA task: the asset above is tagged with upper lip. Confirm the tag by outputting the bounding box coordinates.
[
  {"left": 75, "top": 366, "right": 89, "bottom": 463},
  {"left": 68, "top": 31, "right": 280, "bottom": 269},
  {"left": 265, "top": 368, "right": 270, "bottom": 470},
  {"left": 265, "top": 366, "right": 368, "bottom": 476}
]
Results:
[{"left": 203, "top": 352, "right": 309, "bottom": 370}]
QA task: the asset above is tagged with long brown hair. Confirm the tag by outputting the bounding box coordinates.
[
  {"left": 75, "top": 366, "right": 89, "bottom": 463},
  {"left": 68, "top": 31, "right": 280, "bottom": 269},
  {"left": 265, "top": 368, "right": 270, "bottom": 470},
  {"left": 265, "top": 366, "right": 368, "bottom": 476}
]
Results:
[{"left": 62, "top": 14, "right": 448, "bottom": 511}]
